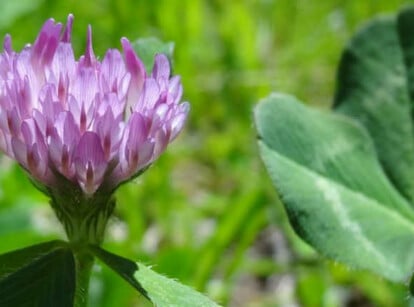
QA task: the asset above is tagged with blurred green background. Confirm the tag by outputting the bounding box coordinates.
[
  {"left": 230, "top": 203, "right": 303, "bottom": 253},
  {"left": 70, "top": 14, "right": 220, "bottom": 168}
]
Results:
[{"left": 0, "top": 0, "right": 413, "bottom": 306}]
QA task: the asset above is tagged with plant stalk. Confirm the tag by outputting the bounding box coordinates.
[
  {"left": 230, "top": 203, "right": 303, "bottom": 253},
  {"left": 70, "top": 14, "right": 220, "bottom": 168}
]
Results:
[
  {"left": 73, "top": 247, "right": 95, "bottom": 307},
  {"left": 48, "top": 181, "right": 116, "bottom": 306}
]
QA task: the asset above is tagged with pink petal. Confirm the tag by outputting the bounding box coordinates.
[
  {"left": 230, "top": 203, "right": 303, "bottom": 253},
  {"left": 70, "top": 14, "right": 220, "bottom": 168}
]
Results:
[
  {"left": 0, "top": 14, "right": 189, "bottom": 192},
  {"left": 82, "top": 25, "right": 95, "bottom": 67},
  {"left": 136, "top": 78, "right": 160, "bottom": 111},
  {"left": 168, "top": 76, "right": 183, "bottom": 103},
  {"left": 74, "top": 132, "right": 105, "bottom": 164},
  {"left": 126, "top": 112, "right": 148, "bottom": 147},
  {"left": 3, "top": 35, "right": 12, "bottom": 54},
  {"left": 11, "top": 137, "right": 28, "bottom": 168},
  {"left": 32, "top": 19, "right": 63, "bottom": 66},
  {"left": 61, "top": 14, "right": 74, "bottom": 43},
  {"left": 152, "top": 54, "right": 170, "bottom": 80},
  {"left": 121, "top": 38, "right": 146, "bottom": 88},
  {"left": 74, "top": 131, "right": 107, "bottom": 194}
]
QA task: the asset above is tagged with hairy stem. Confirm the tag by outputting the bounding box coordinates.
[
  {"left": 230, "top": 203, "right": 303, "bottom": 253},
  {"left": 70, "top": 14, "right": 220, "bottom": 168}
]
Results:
[
  {"left": 47, "top": 178, "right": 116, "bottom": 306},
  {"left": 73, "top": 247, "right": 95, "bottom": 307}
]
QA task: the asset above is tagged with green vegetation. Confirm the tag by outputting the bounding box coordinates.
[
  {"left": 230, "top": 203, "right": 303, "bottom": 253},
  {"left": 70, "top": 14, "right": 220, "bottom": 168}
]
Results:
[{"left": 0, "top": 1, "right": 412, "bottom": 306}]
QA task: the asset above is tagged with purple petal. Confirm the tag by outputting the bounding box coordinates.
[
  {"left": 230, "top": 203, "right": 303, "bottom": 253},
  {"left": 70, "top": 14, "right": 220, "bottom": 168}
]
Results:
[
  {"left": 0, "top": 110, "right": 6, "bottom": 132},
  {"left": 21, "top": 119, "right": 47, "bottom": 154},
  {"left": 42, "top": 34, "right": 59, "bottom": 65},
  {"left": 121, "top": 38, "right": 146, "bottom": 114},
  {"left": 62, "top": 14, "right": 74, "bottom": 43},
  {"left": 152, "top": 129, "right": 168, "bottom": 158},
  {"left": 152, "top": 54, "right": 170, "bottom": 80},
  {"left": 170, "top": 113, "right": 187, "bottom": 140},
  {"left": 0, "top": 14, "right": 189, "bottom": 192},
  {"left": 73, "top": 68, "right": 98, "bottom": 109},
  {"left": 3, "top": 35, "right": 12, "bottom": 54},
  {"left": 0, "top": 130, "right": 9, "bottom": 154},
  {"left": 8, "top": 108, "right": 21, "bottom": 137},
  {"left": 74, "top": 131, "right": 105, "bottom": 165},
  {"left": 126, "top": 112, "right": 149, "bottom": 147},
  {"left": 48, "top": 127, "right": 63, "bottom": 167},
  {"left": 154, "top": 103, "right": 169, "bottom": 119},
  {"left": 48, "top": 114, "right": 76, "bottom": 179},
  {"left": 11, "top": 137, "right": 28, "bottom": 168},
  {"left": 32, "top": 109, "right": 47, "bottom": 136},
  {"left": 135, "top": 78, "right": 160, "bottom": 111},
  {"left": 32, "top": 19, "right": 63, "bottom": 66},
  {"left": 115, "top": 112, "right": 155, "bottom": 178},
  {"left": 135, "top": 140, "right": 154, "bottom": 167},
  {"left": 122, "top": 140, "right": 154, "bottom": 176},
  {"left": 51, "top": 45, "right": 76, "bottom": 85},
  {"left": 74, "top": 131, "right": 107, "bottom": 194},
  {"left": 62, "top": 111, "right": 80, "bottom": 146},
  {"left": 13, "top": 117, "right": 49, "bottom": 178},
  {"left": 17, "top": 76, "right": 33, "bottom": 119},
  {"left": 168, "top": 76, "right": 183, "bottom": 103},
  {"left": 38, "top": 84, "right": 61, "bottom": 121},
  {"left": 100, "top": 49, "right": 129, "bottom": 98},
  {"left": 82, "top": 25, "right": 95, "bottom": 67},
  {"left": 70, "top": 68, "right": 98, "bottom": 130},
  {"left": 32, "top": 19, "right": 54, "bottom": 57},
  {"left": 101, "top": 49, "right": 125, "bottom": 81},
  {"left": 27, "top": 143, "right": 48, "bottom": 179},
  {"left": 121, "top": 38, "right": 146, "bottom": 88}
]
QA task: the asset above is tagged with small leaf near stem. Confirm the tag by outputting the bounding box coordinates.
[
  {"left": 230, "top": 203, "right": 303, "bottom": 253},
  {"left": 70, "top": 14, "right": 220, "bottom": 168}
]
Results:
[
  {"left": 0, "top": 240, "right": 67, "bottom": 279},
  {"left": 0, "top": 245, "right": 76, "bottom": 307},
  {"left": 90, "top": 246, "right": 221, "bottom": 307}
]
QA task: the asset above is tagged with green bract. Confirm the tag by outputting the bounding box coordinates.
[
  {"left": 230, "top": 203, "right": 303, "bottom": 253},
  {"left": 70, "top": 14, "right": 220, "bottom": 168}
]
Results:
[{"left": 255, "top": 6, "right": 414, "bottom": 284}]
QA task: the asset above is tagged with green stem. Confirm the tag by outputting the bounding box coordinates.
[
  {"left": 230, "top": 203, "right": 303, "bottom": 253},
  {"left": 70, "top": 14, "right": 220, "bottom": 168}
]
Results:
[
  {"left": 47, "top": 180, "right": 116, "bottom": 306},
  {"left": 73, "top": 247, "right": 95, "bottom": 307}
]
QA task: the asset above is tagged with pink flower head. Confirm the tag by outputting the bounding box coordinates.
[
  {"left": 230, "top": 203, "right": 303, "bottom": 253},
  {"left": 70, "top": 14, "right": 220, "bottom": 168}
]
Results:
[{"left": 0, "top": 15, "right": 189, "bottom": 195}]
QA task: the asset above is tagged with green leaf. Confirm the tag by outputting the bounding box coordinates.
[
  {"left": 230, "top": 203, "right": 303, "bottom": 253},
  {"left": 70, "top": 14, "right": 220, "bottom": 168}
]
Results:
[
  {"left": 91, "top": 246, "right": 220, "bottom": 307},
  {"left": 132, "top": 37, "right": 174, "bottom": 74},
  {"left": 0, "top": 240, "right": 66, "bottom": 278},
  {"left": 334, "top": 11, "right": 414, "bottom": 205},
  {"left": 255, "top": 93, "right": 414, "bottom": 282},
  {"left": 0, "top": 245, "right": 75, "bottom": 307},
  {"left": 398, "top": 7, "right": 414, "bottom": 104}
]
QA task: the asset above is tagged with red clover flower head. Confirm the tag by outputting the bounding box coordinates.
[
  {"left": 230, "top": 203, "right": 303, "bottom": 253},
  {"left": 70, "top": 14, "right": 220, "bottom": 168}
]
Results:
[{"left": 0, "top": 15, "right": 189, "bottom": 195}]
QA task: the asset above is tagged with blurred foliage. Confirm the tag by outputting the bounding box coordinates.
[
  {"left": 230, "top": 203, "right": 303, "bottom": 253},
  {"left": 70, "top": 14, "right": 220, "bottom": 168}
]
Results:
[{"left": 0, "top": 0, "right": 413, "bottom": 306}]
